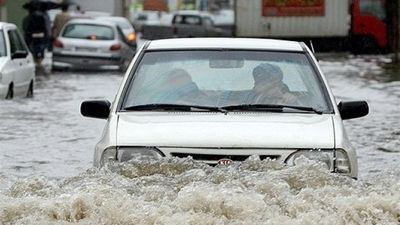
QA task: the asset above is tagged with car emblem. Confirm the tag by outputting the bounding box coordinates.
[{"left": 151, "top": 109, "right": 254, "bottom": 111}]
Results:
[{"left": 217, "top": 158, "right": 233, "bottom": 166}]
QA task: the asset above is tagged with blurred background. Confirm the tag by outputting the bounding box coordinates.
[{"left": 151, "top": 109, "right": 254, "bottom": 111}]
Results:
[{"left": 1, "top": 0, "right": 399, "bottom": 54}]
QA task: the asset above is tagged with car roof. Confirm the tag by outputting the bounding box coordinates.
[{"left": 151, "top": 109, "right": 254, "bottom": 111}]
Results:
[
  {"left": 174, "top": 10, "right": 212, "bottom": 17},
  {"left": 0, "top": 22, "right": 17, "bottom": 29},
  {"left": 66, "top": 18, "right": 117, "bottom": 27},
  {"left": 146, "top": 38, "right": 304, "bottom": 52},
  {"left": 96, "top": 16, "right": 129, "bottom": 22}
]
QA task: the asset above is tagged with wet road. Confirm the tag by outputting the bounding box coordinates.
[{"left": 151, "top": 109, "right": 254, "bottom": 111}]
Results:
[
  {"left": 0, "top": 54, "right": 399, "bottom": 224},
  {"left": 0, "top": 71, "right": 122, "bottom": 180}
]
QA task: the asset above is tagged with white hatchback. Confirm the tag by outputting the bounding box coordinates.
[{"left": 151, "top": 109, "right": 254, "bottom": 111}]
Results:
[
  {"left": 52, "top": 19, "right": 136, "bottom": 71},
  {"left": 81, "top": 38, "right": 369, "bottom": 179},
  {"left": 0, "top": 22, "right": 35, "bottom": 99}
]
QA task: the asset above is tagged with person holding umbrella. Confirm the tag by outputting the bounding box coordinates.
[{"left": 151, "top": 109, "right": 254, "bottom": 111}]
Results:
[{"left": 22, "top": 0, "right": 61, "bottom": 74}]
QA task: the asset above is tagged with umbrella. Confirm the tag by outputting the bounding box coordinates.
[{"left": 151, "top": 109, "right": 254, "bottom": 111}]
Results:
[{"left": 23, "top": 0, "right": 62, "bottom": 11}]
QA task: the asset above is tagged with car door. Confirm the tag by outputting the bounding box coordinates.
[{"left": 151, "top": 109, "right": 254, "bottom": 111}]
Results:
[
  {"left": 116, "top": 26, "right": 134, "bottom": 63},
  {"left": 202, "top": 17, "right": 216, "bottom": 36},
  {"left": 6, "top": 28, "right": 34, "bottom": 96}
]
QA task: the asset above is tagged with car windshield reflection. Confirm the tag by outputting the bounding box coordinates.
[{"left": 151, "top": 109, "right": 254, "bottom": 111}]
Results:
[{"left": 122, "top": 50, "right": 333, "bottom": 113}]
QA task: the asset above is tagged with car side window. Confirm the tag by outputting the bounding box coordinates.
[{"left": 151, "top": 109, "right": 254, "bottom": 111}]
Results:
[
  {"left": 8, "top": 29, "right": 27, "bottom": 55},
  {"left": 172, "top": 15, "right": 183, "bottom": 24},
  {"left": 184, "top": 15, "right": 201, "bottom": 25},
  {"left": 203, "top": 17, "right": 213, "bottom": 27}
]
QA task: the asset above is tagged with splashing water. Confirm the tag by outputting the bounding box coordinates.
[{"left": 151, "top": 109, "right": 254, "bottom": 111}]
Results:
[{"left": 1, "top": 158, "right": 399, "bottom": 225}]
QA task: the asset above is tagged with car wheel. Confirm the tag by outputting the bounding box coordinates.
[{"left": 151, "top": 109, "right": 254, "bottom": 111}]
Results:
[
  {"left": 26, "top": 80, "right": 34, "bottom": 98},
  {"left": 5, "top": 83, "right": 13, "bottom": 99}
]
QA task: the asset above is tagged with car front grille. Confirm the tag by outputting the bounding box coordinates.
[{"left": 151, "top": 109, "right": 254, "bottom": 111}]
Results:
[{"left": 170, "top": 152, "right": 280, "bottom": 165}]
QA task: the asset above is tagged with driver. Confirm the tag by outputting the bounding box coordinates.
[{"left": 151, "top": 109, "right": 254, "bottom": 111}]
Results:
[{"left": 250, "top": 63, "right": 298, "bottom": 105}]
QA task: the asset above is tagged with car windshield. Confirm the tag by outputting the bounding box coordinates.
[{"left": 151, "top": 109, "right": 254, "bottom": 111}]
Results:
[
  {"left": 62, "top": 24, "right": 115, "bottom": 40},
  {"left": 122, "top": 50, "right": 332, "bottom": 113},
  {"left": 0, "top": 31, "right": 6, "bottom": 57}
]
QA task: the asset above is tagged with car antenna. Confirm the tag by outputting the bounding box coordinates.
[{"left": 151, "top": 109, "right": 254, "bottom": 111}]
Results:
[
  {"left": 309, "top": 40, "right": 316, "bottom": 53},
  {"left": 309, "top": 40, "right": 319, "bottom": 61}
]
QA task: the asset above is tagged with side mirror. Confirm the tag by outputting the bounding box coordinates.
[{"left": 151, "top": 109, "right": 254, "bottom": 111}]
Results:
[
  {"left": 81, "top": 100, "right": 111, "bottom": 119},
  {"left": 11, "top": 50, "right": 28, "bottom": 59},
  {"left": 338, "top": 101, "right": 369, "bottom": 120}
]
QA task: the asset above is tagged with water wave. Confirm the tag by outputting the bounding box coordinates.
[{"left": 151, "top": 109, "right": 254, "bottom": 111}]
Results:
[{"left": 1, "top": 158, "right": 399, "bottom": 225}]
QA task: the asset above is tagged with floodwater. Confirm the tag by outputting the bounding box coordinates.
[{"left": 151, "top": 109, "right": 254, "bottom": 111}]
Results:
[{"left": 0, "top": 54, "right": 399, "bottom": 224}]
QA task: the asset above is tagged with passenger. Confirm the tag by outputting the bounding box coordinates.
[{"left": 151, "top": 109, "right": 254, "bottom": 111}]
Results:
[
  {"left": 162, "top": 68, "right": 207, "bottom": 104},
  {"left": 250, "top": 63, "right": 298, "bottom": 105}
]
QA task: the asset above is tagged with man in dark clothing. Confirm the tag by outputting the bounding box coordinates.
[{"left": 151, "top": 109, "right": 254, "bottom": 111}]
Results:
[
  {"left": 250, "top": 63, "right": 299, "bottom": 105},
  {"left": 22, "top": 3, "right": 49, "bottom": 74}
]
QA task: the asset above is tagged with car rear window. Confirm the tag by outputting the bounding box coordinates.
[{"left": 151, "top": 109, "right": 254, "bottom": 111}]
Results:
[
  {"left": 62, "top": 24, "right": 115, "bottom": 40},
  {"left": 115, "top": 20, "right": 131, "bottom": 29},
  {"left": 0, "top": 31, "right": 6, "bottom": 57}
]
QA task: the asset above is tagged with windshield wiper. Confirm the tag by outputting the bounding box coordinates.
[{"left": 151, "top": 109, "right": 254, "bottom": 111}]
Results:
[
  {"left": 221, "top": 104, "right": 323, "bottom": 114},
  {"left": 123, "top": 104, "right": 227, "bottom": 113}
]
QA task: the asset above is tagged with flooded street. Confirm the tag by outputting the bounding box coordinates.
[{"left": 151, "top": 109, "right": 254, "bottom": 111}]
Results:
[{"left": 1, "top": 54, "right": 400, "bottom": 224}]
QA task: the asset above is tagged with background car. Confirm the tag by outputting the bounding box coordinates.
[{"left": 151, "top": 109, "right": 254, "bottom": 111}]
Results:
[
  {"left": 0, "top": 22, "right": 35, "bottom": 99},
  {"left": 131, "top": 10, "right": 163, "bottom": 33},
  {"left": 52, "top": 18, "right": 135, "bottom": 71},
  {"left": 94, "top": 16, "right": 137, "bottom": 48}
]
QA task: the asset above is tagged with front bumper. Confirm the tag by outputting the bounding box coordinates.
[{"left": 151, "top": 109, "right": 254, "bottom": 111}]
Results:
[{"left": 97, "top": 146, "right": 357, "bottom": 178}]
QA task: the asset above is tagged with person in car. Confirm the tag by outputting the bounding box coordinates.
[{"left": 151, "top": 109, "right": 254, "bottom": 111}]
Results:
[
  {"left": 161, "top": 68, "right": 207, "bottom": 104},
  {"left": 250, "top": 63, "right": 299, "bottom": 105}
]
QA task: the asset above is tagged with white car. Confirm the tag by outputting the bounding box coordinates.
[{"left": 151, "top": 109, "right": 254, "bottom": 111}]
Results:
[
  {"left": 52, "top": 19, "right": 135, "bottom": 71},
  {"left": 81, "top": 38, "right": 369, "bottom": 179},
  {"left": 0, "top": 22, "right": 35, "bottom": 99},
  {"left": 94, "top": 16, "right": 137, "bottom": 48}
]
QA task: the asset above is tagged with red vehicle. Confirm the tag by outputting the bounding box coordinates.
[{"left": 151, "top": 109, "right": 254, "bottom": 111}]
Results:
[{"left": 351, "top": 0, "right": 387, "bottom": 51}]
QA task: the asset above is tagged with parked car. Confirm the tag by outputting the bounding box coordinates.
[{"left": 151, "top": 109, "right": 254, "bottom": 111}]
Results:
[
  {"left": 52, "top": 19, "right": 135, "bottom": 71},
  {"left": 141, "top": 10, "right": 232, "bottom": 40},
  {"left": 0, "top": 22, "right": 35, "bottom": 99},
  {"left": 94, "top": 16, "right": 137, "bottom": 48},
  {"left": 81, "top": 38, "right": 369, "bottom": 179},
  {"left": 131, "top": 10, "right": 162, "bottom": 33}
]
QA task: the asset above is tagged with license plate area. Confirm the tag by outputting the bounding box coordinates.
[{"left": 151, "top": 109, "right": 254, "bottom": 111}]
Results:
[{"left": 75, "top": 47, "right": 97, "bottom": 52}]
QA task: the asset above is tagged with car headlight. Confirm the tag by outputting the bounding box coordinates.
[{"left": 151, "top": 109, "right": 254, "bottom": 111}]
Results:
[
  {"left": 333, "top": 149, "right": 351, "bottom": 174},
  {"left": 285, "top": 149, "right": 351, "bottom": 174},
  {"left": 100, "top": 147, "right": 163, "bottom": 166},
  {"left": 100, "top": 147, "right": 117, "bottom": 166}
]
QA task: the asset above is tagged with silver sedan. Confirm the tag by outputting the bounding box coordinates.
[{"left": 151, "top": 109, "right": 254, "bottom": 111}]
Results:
[{"left": 52, "top": 19, "right": 135, "bottom": 71}]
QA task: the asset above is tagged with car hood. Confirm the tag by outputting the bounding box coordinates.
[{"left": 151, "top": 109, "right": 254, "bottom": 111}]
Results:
[{"left": 116, "top": 112, "right": 335, "bottom": 149}]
